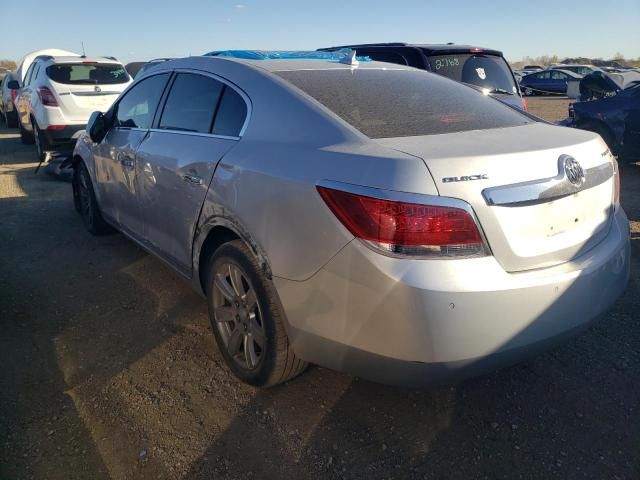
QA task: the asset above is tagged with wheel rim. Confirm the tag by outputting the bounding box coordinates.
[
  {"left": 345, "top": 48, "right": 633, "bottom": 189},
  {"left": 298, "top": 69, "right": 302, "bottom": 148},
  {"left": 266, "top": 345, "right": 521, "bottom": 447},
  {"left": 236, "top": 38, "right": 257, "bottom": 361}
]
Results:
[
  {"left": 212, "top": 263, "right": 266, "bottom": 371},
  {"left": 77, "top": 171, "right": 94, "bottom": 226}
]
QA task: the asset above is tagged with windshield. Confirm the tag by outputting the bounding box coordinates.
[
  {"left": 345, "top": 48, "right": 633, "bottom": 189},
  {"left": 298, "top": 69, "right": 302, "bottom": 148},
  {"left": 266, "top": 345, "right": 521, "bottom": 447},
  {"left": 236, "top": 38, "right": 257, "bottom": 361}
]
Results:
[
  {"left": 426, "top": 54, "right": 518, "bottom": 94},
  {"left": 276, "top": 68, "right": 532, "bottom": 139},
  {"left": 46, "top": 63, "right": 130, "bottom": 85}
]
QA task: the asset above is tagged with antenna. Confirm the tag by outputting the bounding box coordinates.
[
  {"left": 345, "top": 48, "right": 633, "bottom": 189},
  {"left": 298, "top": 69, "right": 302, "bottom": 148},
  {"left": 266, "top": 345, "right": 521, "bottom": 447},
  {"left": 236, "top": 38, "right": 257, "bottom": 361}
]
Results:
[{"left": 81, "top": 41, "right": 86, "bottom": 57}]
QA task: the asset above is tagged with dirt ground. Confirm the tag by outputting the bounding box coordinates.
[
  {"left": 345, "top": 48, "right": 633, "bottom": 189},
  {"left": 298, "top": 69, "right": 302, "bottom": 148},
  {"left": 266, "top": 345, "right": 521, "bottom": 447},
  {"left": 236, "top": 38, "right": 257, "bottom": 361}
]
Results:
[{"left": 1, "top": 98, "right": 639, "bottom": 480}]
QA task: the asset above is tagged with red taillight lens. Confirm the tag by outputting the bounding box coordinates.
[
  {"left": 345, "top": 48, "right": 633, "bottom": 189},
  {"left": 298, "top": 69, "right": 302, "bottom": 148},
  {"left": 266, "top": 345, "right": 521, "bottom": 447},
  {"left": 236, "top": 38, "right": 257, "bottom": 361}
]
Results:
[
  {"left": 522, "top": 97, "right": 527, "bottom": 111},
  {"left": 37, "top": 86, "right": 58, "bottom": 107},
  {"left": 317, "top": 186, "right": 486, "bottom": 257},
  {"left": 47, "top": 125, "right": 65, "bottom": 131},
  {"left": 10, "top": 89, "right": 17, "bottom": 101}
]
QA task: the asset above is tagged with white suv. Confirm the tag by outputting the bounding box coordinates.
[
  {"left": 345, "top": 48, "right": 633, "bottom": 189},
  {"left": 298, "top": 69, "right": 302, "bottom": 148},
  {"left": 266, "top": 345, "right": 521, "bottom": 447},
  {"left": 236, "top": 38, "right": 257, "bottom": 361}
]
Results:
[{"left": 15, "top": 55, "right": 132, "bottom": 159}]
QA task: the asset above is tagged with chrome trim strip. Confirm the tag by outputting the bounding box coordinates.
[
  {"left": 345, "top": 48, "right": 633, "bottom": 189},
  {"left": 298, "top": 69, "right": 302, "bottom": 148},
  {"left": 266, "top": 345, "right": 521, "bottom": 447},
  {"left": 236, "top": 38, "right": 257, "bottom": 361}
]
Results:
[
  {"left": 316, "top": 179, "right": 492, "bottom": 258},
  {"left": 147, "top": 128, "right": 239, "bottom": 141},
  {"left": 482, "top": 160, "right": 613, "bottom": 207}
]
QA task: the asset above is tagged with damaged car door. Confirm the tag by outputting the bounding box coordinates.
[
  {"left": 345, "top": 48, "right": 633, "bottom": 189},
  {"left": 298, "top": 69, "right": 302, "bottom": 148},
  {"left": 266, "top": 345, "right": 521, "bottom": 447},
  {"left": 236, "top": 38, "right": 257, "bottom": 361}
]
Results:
[{"left": 135, "top": 71, "right": 248, "bottom": 274}]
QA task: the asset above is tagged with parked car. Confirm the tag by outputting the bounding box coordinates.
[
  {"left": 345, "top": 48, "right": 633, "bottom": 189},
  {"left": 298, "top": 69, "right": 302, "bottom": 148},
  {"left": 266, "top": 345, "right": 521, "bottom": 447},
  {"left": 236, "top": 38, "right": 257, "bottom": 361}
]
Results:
[
  {"left": 569, "top": 73, "right": 640, "bottom": 160},
  {"left": 134, "top": 58, "right": 175, "bottom": 79},
  {"left": 14, "top": 55, "right": 132, "bottom": 160},
  {"left": 72, "top": 53, "right": 629, "bottom": 387},
  {"left": 550, "top": 64, "right": 602, "bottom": 77},
  {"left": 519, "top": 69, "right": 582, "bottom": 95},
  {"left": 523, "top": 65, "right": 544, "bottom": 71},
  {"left": 0, "top": 71, "right": 19, "bottom": 128},
  {"left": 316, "top": 43, "right": 526, "bottom": 110}
]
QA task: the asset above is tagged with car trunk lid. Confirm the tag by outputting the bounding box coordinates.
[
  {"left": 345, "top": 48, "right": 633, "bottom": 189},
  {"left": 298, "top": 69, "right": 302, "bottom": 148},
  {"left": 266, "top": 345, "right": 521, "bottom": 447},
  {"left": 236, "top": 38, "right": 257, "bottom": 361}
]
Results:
[{"left": 376, "top": 123, "right": 616, "bottom": 272}]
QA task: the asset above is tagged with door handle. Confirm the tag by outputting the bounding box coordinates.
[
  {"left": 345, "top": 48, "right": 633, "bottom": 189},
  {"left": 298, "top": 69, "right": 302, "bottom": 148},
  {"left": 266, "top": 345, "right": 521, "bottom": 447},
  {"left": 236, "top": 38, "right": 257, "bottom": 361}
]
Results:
[
  {"left": 183, "top": 174, "right": 203, "bottom": 185},
  {"left": 119, "top": 156, "right": 134, "bottom": 168}
]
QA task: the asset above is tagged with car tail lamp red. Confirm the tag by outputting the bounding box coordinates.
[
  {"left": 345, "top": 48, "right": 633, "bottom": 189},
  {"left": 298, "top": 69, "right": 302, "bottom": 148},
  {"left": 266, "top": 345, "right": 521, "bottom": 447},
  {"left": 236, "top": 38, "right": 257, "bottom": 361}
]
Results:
[
  {"left": 37, "top": 87, "right": 58, "bottom": 107},
  {"left": 47, "top": 125, "right": 65, "bottom": 131},
  {"left": 10, "top": 89, "right": 17, "bottom": 101},
  {"left": 317, "top": 186, "right": 487, "bottom": 258},
  {"left": 522, "top": 97, "right": 527, "bottom": 111}
]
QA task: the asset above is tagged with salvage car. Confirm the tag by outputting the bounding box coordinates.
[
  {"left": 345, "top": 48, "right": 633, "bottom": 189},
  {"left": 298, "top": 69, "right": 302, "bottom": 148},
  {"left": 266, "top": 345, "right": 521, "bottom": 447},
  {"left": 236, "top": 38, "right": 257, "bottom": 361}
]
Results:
[
  {"left": 72, "top": 53, "right": 629, "bottom": 387},
  {"left": 570, "top": 71, "right": 640, "bottom": 160},
  {"left": 14, "top": 54, "right": 132, "bottom": 160},
  {"left": 316, "top": 43, "right": 526, "bottom": 110},
  {"left": 520, "top": 69, "right": 582, "bottom": 95},
  {"left": 0, "top": 71, "right": 19, "bottom": 128}
]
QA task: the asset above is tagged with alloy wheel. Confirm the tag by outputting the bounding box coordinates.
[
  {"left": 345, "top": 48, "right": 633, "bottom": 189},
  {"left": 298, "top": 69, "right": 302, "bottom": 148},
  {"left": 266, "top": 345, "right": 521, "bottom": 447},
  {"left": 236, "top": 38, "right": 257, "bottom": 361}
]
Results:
[{"left": 212, "top": 263, "right": 266, "bottom": 370}]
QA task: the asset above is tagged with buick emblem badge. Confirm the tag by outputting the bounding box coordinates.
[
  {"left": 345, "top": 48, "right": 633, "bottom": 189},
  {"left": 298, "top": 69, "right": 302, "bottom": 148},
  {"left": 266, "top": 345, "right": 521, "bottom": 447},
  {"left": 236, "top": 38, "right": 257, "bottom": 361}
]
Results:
[{"left": 561, "top": 155, "right": 584, "bottom": 186}]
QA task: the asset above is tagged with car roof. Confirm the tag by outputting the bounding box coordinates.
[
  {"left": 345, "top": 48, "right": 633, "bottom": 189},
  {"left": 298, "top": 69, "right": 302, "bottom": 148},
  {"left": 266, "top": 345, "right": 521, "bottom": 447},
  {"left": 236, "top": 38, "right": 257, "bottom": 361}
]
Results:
[
  {"left": 37, "top": 56, "right": 122, "bottom": 65},
  {"left": 157, "top": 55, "right": 416, "bottom": 75}
]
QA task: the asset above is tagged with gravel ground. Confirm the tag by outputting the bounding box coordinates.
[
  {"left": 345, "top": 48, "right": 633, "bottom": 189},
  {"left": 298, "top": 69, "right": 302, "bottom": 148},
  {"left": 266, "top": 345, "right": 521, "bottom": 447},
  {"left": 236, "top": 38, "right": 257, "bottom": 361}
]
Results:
[{"left": 1, "top": 99, "right": 639, "bottom": 480}]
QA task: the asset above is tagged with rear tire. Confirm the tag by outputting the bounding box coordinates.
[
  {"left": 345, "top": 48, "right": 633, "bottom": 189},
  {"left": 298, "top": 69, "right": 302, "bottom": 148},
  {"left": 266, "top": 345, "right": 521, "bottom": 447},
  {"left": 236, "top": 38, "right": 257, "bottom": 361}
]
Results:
[
  {"left": 73, "top": 162, "right": 113, "bottom": 235},
  {"left": 33, "top": 119, "right": 48, "bottom": 162},
  {"left": 5, "top": 111, "right": 18, "bottom": 129},
  {"left": 205, "top": 240, "right": 307, "bottom": 387},
  {"left": 19, "top": 118, "right": 35, "bottom": 145}
]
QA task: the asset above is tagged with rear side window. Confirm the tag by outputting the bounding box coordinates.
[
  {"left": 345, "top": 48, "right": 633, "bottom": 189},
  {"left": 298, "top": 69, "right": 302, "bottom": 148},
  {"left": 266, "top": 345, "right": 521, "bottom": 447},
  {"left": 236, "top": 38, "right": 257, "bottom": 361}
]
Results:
[
  {"left": 159, "top": 73, "right": 224, "bottom": 133},
  {"left": 46, "top": 63, "right": 130, "bottom": 85},
  {"left": 276, "top": 69, "right": 531, "bottom": 139},
  {"left": 212, "top": 87, "right": 247, "bottom": 137},
  {"left": 426, "top": 54, "right": 517, "bottom": 94},
  {"left": 115, "top": 73, "right": 169, "bottom": 129}
]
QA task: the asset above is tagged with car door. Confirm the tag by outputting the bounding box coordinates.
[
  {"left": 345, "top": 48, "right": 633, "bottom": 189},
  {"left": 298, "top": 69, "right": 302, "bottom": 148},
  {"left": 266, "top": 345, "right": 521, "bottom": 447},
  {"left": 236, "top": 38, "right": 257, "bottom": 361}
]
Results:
[
  {"left": 134, "top": 71, "right": 248, "bottom": 274},
  {"left": 549, "top": 70, "right": 568, "bottom": 93},
  {"left": 93, "top": 72, "right": 170, "bottom": 236},
  {"left": 16, "top": 63, "right": 36, "bottom": 130}
]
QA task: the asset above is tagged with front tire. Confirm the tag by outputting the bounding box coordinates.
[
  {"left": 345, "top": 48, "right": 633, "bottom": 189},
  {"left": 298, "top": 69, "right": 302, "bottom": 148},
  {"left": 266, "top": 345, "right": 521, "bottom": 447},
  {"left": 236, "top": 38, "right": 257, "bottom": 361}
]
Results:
[
  {"left": 206, "top": 240, "right": 307, "bottom": 387},
  {"left": 73, "top": 162, "right": 112, "bottom": 235}
]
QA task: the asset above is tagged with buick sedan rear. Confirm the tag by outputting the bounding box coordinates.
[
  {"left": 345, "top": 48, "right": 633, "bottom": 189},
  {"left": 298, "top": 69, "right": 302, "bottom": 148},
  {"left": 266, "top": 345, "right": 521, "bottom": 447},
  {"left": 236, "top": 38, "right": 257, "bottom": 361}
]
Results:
[{"left": 72, "top": 54, "right": 629, "bottom": 387}]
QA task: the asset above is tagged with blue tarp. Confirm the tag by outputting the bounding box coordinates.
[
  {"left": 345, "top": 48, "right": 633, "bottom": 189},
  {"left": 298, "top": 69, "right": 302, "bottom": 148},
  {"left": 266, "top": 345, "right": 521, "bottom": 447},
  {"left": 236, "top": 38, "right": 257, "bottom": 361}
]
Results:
[{"left": 203, "top": 49, "right": 371, "bottom": 62}]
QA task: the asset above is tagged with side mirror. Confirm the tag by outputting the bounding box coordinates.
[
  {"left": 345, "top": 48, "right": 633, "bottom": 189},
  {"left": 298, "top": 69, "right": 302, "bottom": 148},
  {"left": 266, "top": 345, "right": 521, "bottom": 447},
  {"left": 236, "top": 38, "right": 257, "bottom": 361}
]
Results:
[
  {"left": 87, "top": 111, "right": 109, "bottom": 143},
  {"left": 7, "top": 80, "right": 20, "bottom": 90}
]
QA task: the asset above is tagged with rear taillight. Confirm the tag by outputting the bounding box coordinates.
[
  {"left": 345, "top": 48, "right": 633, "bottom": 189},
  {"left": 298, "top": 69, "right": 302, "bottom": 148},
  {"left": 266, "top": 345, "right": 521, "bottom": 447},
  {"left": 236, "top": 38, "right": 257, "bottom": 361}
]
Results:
[
  {"left": 37, "top": 86, "right": 58, "bottom": 107},
  {"left": 522, "top": 97, "right": 527, "bottom": 111},
  {"left": 10, "top": 89, "right": 17, "bottom": 101},
  {"left": 317, "top": 186, "right": 487, "bottom": 258}
]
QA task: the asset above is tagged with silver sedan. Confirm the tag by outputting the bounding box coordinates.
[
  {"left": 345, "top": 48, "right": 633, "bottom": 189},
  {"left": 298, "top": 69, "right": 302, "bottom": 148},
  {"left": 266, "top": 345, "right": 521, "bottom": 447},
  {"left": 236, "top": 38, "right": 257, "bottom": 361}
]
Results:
[{"left": 72, "top": 53, "right": 630, "bottom": 387}]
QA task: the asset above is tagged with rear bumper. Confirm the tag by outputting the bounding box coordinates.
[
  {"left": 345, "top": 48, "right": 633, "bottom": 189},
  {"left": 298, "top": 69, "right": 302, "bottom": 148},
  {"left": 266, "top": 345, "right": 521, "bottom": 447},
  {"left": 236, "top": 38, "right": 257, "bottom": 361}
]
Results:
[
  {"left": 275, "top": 207, "right": 630, "bottom": 386},
  {"left": 42, "top": 125, "right": 86, "bottom": 151}
]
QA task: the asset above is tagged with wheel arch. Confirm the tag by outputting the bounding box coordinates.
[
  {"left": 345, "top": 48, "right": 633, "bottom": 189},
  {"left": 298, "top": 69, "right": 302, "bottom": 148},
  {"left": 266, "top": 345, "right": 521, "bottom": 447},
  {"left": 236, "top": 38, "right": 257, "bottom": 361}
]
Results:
[{"left": 193, "top": 216, "right": 273, "bottom": 297}]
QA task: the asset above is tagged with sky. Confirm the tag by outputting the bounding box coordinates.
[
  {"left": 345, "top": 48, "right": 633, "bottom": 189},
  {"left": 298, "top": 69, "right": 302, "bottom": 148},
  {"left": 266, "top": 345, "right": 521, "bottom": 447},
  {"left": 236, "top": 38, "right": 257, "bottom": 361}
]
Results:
[{"left": 2, "top": 0, "right": 639, "bottom": 65}]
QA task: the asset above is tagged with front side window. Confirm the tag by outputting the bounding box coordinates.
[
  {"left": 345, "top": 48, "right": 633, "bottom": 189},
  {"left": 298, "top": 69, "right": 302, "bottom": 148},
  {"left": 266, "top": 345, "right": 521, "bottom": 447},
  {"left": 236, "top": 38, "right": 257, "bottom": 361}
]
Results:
[
  {"left": 276, "top": 68, "right": 532, "bottom": 139},
  {"left": 212, "top": 87, "right": 247, "bottom": 137},
  {"left": 46, "top": 63, "right": 130, "bottom": 85},
  {"left": 159, "top": 73, "right": 224, "bottom": 133},
  {"left": 23, "top": 64, "right": 36, "bottom": 86},
  {"left": 115, "top": 73, "right": 169, "bottom": 129}
]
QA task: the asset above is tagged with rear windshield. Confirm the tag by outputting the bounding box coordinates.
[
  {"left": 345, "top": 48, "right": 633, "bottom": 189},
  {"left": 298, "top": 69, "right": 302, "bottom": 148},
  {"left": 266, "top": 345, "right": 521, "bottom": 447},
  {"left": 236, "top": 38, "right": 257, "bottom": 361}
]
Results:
[
  {"left": 276, "top": 69, "right": 532, "bottom": 139},
  {"left": 46, "top": 63, "right": 130, "bottom": 85},
  {"left": 426, "top": 54, "right": 518, "bottom": 94}
]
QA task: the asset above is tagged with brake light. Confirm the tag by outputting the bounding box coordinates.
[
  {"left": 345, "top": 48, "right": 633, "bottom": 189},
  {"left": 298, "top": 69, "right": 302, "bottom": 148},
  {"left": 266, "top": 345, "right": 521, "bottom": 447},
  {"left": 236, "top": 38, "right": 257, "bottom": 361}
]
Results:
[
  {"left": 469, "top": 47, "right": 483, "bottom": 53},
  {"left": 317, "top": 186, "right": 487, "bottom": 257},
  {"left": 10, "top": 89, "right": 17, "bottom": 101},
  {"left": 37, "top": 87, "right": 58, "bottom": 107},
  {"left": 522, "top": 97, "right": 527, "bottom": 111},
  {"left": 47, "top": 125, "right": 65, "bottom": 131}
]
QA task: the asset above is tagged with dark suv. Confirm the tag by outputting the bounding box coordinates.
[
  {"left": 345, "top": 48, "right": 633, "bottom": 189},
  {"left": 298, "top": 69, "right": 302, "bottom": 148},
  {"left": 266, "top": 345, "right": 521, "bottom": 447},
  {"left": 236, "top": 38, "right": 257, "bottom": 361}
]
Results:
[{"left": 318, "top": 43, "right": 525, "bottom": 111}]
